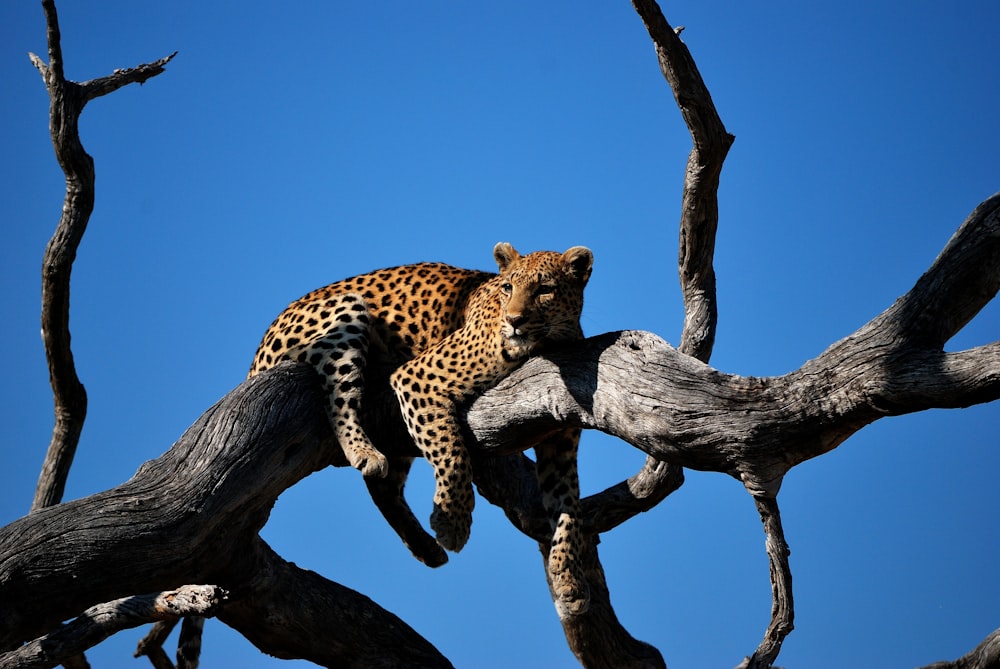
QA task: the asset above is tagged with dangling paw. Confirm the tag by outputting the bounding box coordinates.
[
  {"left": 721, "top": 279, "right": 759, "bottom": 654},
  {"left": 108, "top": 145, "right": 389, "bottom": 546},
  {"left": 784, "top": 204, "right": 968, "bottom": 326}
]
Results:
[
  {"left": 550, "top": 564, "right": 591, "bottom": 616},
  {"left": 430, "top": 504, "right": 472, "bottom": 553},
  {"left": 345, "top": 441, "right": 389, "bottom": 478}
]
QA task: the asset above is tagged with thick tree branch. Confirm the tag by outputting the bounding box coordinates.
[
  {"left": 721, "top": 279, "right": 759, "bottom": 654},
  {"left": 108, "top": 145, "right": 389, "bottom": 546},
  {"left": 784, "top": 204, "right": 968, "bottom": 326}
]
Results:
[
  {"left": 464, "top": 193, "right": 999, "bottom": 665},
  {"left": 14, "top": 4, "right": 995, "bottom": 668},
  {"left": 885, "top": 192, "right": 1000, "bottom": 348},
  {"left": 552, "top": 6, "right": 739, "bottom": 658},
  {"left": 542, "top": 539, "right": 666, "bottom": 669},
  {"left": 4, "top": 187, "right": 994, "bottom": 660},
  {"left": 0, "top": 365, "right": 451, "bottom": 667},
  {"left": 27, "top": 0, "right": 175, "bottom": 512},
  {"left": 0, "top": 586, "right": 224, "bottom": 669},
  {"left": 919, "top": 628, "right": 1000, "bottom": 669},
  {"left": 509, "top": 4, "right": 735, "bottom": 662},
  {"left": 621, "top": 0, "right": 736, "bottom": 554},
  {"left": 455, "top": 192, "right": 1000, "bottom": 488},
  {"left": 217, "top": 539, "right": 452, "bottom": 668}
]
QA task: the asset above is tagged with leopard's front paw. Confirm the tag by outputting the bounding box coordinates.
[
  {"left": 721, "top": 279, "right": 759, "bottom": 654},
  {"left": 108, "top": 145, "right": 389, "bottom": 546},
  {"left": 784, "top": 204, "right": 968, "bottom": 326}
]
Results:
[
  {"left": 346, "top": 443, "right": 389, "bottom": 478},
  {"left": 430, "top": 504, "right": 472, "bottom": 553},
  {"left": 551, "top": 566, "right": 590, "bottom": 617}
]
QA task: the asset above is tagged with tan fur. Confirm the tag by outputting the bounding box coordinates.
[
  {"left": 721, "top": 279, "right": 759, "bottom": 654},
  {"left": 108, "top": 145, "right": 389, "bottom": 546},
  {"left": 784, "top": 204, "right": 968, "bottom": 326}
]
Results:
[{"left": 250, "top": 243, "right": 593, "bottom": 613}]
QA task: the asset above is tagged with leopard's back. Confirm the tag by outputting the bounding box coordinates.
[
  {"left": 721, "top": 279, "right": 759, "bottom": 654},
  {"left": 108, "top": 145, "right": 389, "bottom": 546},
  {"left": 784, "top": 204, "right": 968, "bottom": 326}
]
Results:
[{"left": 249, "top": 262, "right": 494, "bottom": 376}]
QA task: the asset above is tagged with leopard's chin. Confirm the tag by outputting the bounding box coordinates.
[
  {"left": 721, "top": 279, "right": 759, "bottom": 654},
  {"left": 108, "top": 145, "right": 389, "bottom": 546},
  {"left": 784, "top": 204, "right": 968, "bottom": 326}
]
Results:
[{"left": 502, "top": 329, "right": 538, "bottom": 359}]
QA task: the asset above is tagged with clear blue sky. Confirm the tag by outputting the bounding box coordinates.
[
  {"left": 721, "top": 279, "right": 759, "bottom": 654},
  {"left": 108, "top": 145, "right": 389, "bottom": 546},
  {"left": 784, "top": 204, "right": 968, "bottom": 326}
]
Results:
[{"left": 2, "top": 2, "right": 997, "bottom": 668}]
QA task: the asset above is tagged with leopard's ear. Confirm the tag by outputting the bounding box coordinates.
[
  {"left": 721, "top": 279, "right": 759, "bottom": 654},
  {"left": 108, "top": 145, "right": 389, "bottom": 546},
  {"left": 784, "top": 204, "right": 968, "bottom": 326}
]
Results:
[
  {"left": 493, "top": 242, "right": 520, "bottom": 272},
  {"left": 562, "top": 246, "right": 593, "bottom": 285}
]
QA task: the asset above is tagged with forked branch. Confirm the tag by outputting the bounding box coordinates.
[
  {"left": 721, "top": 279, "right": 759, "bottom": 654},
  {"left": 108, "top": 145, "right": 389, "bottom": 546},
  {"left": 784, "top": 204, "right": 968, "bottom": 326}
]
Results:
[
  {"left": 28, "top": 0, "right": 175, "bottom": 512},
  {"left": 469, "top": 3, "right": 738, "bottom": 665}
]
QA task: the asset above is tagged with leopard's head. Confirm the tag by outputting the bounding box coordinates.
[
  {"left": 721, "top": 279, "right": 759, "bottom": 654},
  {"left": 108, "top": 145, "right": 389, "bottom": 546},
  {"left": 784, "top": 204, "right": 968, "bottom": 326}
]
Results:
[{"left": 493, "top": 242, "right": 593, "bottom": 359}]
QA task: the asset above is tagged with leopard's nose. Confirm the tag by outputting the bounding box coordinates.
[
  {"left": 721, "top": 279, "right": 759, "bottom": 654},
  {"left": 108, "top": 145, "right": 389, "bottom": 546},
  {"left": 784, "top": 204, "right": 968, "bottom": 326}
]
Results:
[{"left": 506, "top": 313, "right": 526, "bottom": 327}]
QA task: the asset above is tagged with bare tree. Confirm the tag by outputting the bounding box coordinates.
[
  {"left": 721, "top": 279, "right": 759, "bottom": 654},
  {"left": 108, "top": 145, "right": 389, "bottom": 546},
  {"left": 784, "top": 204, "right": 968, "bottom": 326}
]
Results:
[{"left": 1, "top": 2, "right": 997, "bottom": 669}]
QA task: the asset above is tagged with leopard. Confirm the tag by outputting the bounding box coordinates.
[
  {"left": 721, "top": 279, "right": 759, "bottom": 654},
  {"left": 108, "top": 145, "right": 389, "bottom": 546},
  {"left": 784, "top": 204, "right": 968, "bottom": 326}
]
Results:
[{"left": 248, "top": 242, "right": 594, "bottom": 614}]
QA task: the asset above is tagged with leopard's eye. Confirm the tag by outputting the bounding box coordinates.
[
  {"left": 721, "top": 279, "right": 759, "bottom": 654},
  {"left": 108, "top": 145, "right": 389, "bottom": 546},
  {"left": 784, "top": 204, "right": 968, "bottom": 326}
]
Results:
[
  {"left": 500, "top": 282, "right": 513, "bottom": 295},
  {"left": 534, "top": 284, "right": 556, "bottom": 298}
]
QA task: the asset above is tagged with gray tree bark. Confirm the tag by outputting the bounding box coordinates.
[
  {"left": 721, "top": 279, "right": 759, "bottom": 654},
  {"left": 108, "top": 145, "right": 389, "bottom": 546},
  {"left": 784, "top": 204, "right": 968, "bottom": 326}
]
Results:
[
  {"left": 5, "top": 1, "right": 998, "bottom": 668},
  {"left": 0, "top": 364, "right": 452, "bottom": 669},
  {"left": 28, "top": 0, "right": 176, "bottom": 512}
]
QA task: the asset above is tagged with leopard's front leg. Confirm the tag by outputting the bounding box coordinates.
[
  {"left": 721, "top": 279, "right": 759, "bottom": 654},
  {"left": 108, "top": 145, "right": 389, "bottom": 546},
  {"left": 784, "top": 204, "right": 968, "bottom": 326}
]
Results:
[
  {"left": 535, "top": 428, "right": 590, "bottom": 615},
  {"left": 390, "top": 367, "right": 475, "bottom": 553}
]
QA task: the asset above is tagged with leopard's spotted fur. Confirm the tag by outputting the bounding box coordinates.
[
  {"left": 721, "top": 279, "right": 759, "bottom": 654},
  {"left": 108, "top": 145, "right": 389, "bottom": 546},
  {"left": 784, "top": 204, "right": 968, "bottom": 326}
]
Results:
[{"left": 249, "top": 243, "right": 593, "bottom": 613}]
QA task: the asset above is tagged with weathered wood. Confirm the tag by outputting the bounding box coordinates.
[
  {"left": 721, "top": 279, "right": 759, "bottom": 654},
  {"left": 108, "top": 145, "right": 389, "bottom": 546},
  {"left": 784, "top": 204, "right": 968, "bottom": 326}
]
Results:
[
  {"left": 543, "top": 538, "right": 666, "bottom": 669},
  {"left": 0, "top": 365, "right": 450, "bottom": 668},
  {"left": 28, "top": 0, "right": 175, "bottom": 512},
  {"left": 917, "top": 628, "right": 1000, "bottom": 669},
  {"left": 631, "top": 0, "right": 734, "bottom": 363},
  {"left": 743, "top": 497, "right": 793, "bottom": 669},
  {"left": 13, "top": 1, "right": 998, "bottom": 667},
  {"left": 461, "top": 190, "right": 1000, "bottom": 666},
  {"left": 0, "top": 586, "right": 224, "bottom": 669},
  {"left": 134, "top": 620, "right": 178, "bottom": 669},
  {"left": 467, "top": 186, "right": 1000, "bottom": 486},
  {"left": 3, "top": 193, "right": 996, "bottom": 659}
]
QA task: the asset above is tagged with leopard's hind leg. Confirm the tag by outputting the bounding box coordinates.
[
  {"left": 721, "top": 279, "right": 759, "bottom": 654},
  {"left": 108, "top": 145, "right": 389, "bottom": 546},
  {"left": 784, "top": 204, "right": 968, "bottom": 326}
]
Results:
[
  {"left": 365, "top": 457, "right": 448, "bottom": 567},
  {"left": 298, "top": 293, "right": 388, "bottom": 478}
]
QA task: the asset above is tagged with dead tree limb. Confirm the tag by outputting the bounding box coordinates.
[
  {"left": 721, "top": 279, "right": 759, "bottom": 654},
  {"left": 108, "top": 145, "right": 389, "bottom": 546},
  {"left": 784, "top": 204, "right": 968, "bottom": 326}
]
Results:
[
  {"left": 0, "top": 364, "right": 451, "bottom": 668},
  {"left": 635, "top": 4, "right": 1000, "bottom": 646},
  {"left": 2, "top": 190, "right": 995, "bottom": 666},
  {"left": 918, "top": 628, "right": 1000, "bottom": 669},
  {"left": 475, "top": 3, "right": 737, "bottom": 664},
  {"left": 631, "top": 0, "right": 734, "bottom": 363},
  {"left": 12, "top": 2, "right": 997, "bottom": 668},
  {"left": 0, "top": 586, "right": 224, "bottom": 669},
  {"left": 28, "top": 0, "right": 175, "bottom": 512},
  {"left": 134, "top": 620, "right": 179, "bottom": 669},
  {"left": 465, "top": 190, "right": 1000, "bottom": 482},
  {"left": 464, "top": 191, "right": 1000, "bottom": 666}
]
